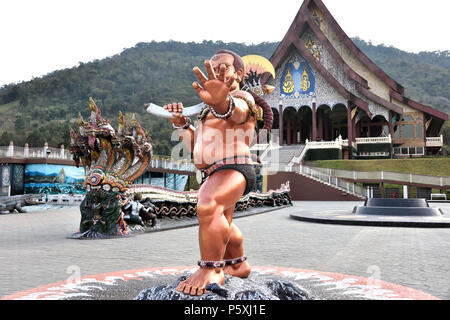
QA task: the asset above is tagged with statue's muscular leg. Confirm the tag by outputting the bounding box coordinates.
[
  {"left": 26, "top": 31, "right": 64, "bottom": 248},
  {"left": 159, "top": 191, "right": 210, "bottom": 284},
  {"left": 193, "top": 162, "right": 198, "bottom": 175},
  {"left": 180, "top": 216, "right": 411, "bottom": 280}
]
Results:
[
  {"left": 223, "top": 207, "right": 251, "bottom": 278},
  {"left": 176, "top": 169, "right": 246, "bottom": 296}
]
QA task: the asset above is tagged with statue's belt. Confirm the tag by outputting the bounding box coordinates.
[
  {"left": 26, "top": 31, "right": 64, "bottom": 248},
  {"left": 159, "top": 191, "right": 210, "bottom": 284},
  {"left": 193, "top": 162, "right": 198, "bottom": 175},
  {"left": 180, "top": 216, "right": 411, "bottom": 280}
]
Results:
[{"left": 196, "top": 155, "right": 254, "bottom": 184}]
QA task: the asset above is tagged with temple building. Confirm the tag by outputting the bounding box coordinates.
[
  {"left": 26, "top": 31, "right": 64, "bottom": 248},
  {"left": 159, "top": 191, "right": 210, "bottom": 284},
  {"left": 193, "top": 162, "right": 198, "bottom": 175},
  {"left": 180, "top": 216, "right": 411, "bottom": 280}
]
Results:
[{"left": 262, "top": 0, "right": 448, "bottom": 161}]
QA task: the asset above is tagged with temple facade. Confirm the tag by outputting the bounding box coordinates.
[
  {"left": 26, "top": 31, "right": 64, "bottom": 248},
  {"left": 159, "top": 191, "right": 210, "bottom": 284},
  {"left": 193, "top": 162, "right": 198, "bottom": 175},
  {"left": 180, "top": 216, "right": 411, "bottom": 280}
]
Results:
[{"left": 262, "top": 0, "right": 447, "bottom": 160}]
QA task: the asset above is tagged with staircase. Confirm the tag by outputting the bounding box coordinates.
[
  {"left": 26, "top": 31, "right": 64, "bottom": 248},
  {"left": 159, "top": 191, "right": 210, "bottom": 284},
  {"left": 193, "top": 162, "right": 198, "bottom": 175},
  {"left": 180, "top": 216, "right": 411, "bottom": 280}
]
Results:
[
  {"left": 260, "top": 144, "right": 366, "bottom": 201},
  {"left": 296, "top": 165, "right": 366, "bottom": 200},
  {"left": 262, "top": 145, "right": 305, "bottom": 166}
]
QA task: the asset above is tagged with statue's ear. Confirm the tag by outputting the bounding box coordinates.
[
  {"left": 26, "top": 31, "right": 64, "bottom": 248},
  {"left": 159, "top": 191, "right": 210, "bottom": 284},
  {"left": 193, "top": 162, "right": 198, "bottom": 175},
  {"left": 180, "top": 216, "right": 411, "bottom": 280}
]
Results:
[{"left": 236, "top": 69, "right": 244, "bottom": 82}]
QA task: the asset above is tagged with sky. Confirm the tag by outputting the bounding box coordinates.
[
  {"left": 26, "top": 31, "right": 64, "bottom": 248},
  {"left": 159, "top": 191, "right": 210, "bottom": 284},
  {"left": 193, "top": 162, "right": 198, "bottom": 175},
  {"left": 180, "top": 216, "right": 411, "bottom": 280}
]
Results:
[{"left": 0, "top": 0, "right": 449, "bottom": 87}]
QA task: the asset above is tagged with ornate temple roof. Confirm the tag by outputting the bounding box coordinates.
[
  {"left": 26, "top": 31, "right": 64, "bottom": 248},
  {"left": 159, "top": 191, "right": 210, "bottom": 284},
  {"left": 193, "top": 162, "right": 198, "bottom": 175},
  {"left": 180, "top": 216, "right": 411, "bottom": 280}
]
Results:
[{"left": 263, "top": 0, "right": 448, "bottom": 123}]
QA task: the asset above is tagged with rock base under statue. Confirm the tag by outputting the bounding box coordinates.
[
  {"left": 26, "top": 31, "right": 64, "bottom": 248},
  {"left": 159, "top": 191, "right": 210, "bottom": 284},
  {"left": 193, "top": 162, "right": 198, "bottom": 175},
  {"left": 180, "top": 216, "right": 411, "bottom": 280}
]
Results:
[{"left": 135, "top": 273, "right": 313, "bottom": 300}]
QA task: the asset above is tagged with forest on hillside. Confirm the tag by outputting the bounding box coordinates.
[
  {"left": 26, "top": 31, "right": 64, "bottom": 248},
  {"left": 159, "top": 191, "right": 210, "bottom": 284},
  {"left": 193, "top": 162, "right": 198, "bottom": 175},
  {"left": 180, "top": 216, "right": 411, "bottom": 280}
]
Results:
[{"left": 0, "top": 39, "right": 448, "bottom": 155}]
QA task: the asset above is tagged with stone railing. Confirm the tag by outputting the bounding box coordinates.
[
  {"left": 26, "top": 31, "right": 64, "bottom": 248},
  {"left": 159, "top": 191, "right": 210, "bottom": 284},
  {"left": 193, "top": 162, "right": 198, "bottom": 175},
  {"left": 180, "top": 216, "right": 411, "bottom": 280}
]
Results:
[
  {"left": 257, "top": 142, "right": 282, "bottom": 163},
  {"left": 298, "top": 165, "right": 367, "bottom": 198},
  {"left": 314, "top": 167, "right": 450, "bottom": 188},
  {"left": 287, "top": 145, "right": 308, "bottom": 170},
  {"left": 286, "top": 136, "right": 346, "bottom": 168},
  {"left": 0, "top": 143, "right": 71, "bottom": 160},
  {"left": 0, "top": 142, "right": 196, "bottom": 171},
  {"left": 426, "top": 135, "right": 444, "bottom": 147},
  {"left": 355, "top": 135, "right": 392, "bottom": 144},
  {"left": 264, "top": 162, "right": 366, "bottom": 198},
  {"left": 305, "top": 136, "right": 343, "bottom": 149},
  {"left": 149, "top": 155, "right": 195, "bottom": 172}
]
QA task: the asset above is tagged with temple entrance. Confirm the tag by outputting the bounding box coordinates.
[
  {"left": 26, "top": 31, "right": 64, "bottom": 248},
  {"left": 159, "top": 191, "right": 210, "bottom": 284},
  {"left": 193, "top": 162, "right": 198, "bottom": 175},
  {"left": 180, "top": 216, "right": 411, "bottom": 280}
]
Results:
[
  {"left": 283, "top": 107, "right": 297, "bottom": 145},
  {"left": 316, "top": 105, "right": 332, "bottom": 141},
  {"left": 330, "top": 104, "right": 348, "bottom": 140},
  {"left": 297, "top": 106, "right": 312, "bottom": 143},
  {"left": 282, "top": 106, "right": 312, "bottom": 145}
]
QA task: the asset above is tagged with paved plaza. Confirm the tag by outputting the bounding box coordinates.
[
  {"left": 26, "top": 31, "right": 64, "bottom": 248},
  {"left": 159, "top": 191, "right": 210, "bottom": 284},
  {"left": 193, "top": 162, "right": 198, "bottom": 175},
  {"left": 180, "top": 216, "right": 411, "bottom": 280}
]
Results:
[{"left": 0, "top": 201, "right": 449, "bottom": 300}]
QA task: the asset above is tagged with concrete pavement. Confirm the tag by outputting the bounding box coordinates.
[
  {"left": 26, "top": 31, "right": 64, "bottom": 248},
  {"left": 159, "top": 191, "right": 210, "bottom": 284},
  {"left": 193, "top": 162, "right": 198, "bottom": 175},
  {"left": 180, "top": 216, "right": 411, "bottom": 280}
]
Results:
[{"left": 0, "top": 201, "right": 449, "bottom": 299}]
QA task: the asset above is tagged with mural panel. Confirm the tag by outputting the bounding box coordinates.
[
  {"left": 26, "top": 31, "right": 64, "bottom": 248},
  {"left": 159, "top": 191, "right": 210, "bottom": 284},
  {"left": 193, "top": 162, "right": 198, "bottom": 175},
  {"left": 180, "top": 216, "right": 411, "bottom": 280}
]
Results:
[
  {"left": 24, "top": 164, "right": 86, "bottom": 195},
  {"left": 11, "top": 165, "right": 25, "bottom": 195},
  {"left": 1, "top": 165, "right": 10, "bottom": 187},
  {"left": 1, "top": 165, "right": 11, "bottom": 196}
]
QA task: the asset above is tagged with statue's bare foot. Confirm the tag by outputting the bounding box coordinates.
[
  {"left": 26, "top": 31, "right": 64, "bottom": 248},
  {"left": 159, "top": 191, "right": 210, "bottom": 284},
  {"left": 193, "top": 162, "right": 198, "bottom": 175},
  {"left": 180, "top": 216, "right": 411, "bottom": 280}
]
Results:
[
  {"left": 223, "top": 261, "right": 251, "bottom": 278},
  {"left": 176, "top": 268, "right": 225, "bottom": 296}
]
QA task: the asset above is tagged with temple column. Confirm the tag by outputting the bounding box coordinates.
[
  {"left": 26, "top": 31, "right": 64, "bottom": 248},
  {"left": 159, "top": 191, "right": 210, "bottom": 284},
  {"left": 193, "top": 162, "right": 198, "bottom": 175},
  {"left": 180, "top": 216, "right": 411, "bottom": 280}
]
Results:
[
  {"left": 388, "top": 111, "right": 394, "bottom": 138},
  {"left": 312, "top": 101, "right": 317, "bottom": 141},
  {"left": 287, "top": 119, "right": 291, "bottom": 145},
  {"left": 347, "top": 101, "right": 353, "bottom": 144},
  {"left": 318, "top": 112, "right": 323, "bottom": 140},
  {"left": 293, "top": 117, "right": 298, "bottom": 145},
  {"left": 279, "top": 102, "right": 283, "bottom": 146},
  {"left": 423, "top": 115, "right": 427, "bottom": 156}
]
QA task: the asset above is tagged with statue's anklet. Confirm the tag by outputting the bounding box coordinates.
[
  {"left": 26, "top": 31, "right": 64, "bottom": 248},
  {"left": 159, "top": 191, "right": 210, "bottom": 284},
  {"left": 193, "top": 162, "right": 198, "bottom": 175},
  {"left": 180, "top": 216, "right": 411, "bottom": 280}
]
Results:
[
  {"left": 197, "top": 260, "right": 226, "bottom": 269},
  {"left": 224, "top": 255, "right": 247, "bottom": 266}
]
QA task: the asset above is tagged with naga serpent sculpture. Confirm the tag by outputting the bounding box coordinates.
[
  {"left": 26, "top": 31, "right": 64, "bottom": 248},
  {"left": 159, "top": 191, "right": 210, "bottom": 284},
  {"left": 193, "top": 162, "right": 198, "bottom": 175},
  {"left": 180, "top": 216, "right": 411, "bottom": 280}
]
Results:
[{"left": 69, "top": 97, "right": 153, "bottom": 238}]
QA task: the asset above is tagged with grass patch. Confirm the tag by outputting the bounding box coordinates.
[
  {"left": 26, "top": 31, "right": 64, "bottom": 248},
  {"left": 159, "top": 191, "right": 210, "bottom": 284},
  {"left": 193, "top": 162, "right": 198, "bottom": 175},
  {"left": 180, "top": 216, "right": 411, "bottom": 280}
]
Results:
[
  {"left": 0, "top": 100, "right": 19, "bottom": 114},
  {"left": 315, "top": 158, "right": 450, "bottom": 176}
]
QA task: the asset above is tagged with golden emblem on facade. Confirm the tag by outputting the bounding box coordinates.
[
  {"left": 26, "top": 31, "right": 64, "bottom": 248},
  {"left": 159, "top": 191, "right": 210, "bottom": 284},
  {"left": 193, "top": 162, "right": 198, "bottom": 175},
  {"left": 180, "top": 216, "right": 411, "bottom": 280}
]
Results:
[
  {"left": 300, "top": 66, "right": 311, "bottom": 92},
  {"left": 305, "top": 34, "right": 320, "bottom": 60},
  {"left": 282, "top": 67, "right": 295, "bottom": 94}
]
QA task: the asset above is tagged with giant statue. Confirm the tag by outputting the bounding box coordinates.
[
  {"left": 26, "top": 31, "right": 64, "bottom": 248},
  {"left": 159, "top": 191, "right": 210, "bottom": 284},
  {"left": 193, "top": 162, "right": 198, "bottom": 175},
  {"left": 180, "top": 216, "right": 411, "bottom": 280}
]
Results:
[{"left": 147, "top": 50, "right": 276, "bottom": 296}]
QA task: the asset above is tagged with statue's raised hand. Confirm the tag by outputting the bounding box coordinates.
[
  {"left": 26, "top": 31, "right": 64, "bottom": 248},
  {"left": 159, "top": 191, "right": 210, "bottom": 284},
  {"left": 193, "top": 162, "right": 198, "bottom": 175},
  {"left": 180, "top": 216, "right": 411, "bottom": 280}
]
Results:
[{"left": 192, "top": 60, "right": 236, "bottom": 107}]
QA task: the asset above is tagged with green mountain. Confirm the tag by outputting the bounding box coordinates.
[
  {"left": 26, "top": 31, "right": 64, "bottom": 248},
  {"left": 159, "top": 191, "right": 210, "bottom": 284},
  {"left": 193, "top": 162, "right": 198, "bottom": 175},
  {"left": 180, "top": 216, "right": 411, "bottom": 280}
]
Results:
[{"left": 0, "top": 39, "right": 448, "bottom": 155}]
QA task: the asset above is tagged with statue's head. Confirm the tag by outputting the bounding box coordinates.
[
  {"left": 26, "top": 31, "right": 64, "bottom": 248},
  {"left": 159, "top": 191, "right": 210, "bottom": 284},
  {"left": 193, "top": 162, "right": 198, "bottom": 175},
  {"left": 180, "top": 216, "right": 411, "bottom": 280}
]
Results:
[{"left": 210, "top": 49, "right": 244, "bottom": 91}]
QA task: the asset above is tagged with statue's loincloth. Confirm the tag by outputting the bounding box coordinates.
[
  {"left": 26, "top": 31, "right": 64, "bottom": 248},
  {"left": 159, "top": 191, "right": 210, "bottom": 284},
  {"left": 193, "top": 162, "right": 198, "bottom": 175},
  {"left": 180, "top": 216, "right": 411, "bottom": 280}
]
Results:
[
  {"left": 201, "top": 156, "right": 257, "bottom": 195},
  {"left": 210, "top": 163, "right": 256, "bottom": 195}
]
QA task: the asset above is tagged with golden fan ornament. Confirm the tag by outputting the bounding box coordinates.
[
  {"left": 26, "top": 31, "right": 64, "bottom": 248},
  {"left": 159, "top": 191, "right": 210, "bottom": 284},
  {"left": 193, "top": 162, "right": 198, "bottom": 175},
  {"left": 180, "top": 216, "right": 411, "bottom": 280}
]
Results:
[{"left": 242, "top": 55, "right": 276, "bottom": 96}]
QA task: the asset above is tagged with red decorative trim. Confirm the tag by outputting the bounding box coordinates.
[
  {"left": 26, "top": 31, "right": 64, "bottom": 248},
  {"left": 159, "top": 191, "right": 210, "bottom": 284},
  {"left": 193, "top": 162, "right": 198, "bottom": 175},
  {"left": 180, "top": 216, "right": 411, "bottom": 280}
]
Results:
[
  {"left": 356, "top": 84, "right": 404, "bottom": 115},
  {"left": 390, "top": 89, "right": 448, "bottom": 121},
  {"left": 1, "top": 266, "right": 439, "bottom": 300}
]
